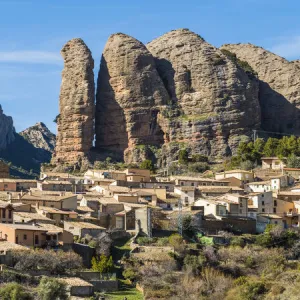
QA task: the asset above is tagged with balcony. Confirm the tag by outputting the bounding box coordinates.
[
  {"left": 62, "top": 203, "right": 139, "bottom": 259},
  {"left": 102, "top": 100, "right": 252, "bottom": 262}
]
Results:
[{"left": 284, "top": 210, "right": 299, "bottom": 217}]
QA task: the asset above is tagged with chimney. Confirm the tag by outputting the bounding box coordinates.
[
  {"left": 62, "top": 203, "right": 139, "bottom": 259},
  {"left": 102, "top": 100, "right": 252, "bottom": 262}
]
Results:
[
  {"left": 29, "top": 190, "right": 32, "bottom": 196},
  {"left": 36, "top": 202, "right": 40, "bottom": 209},
  {"left": 7, "top": 193, "right": 12, "bottom": 202},
  {"left": 20, "top": 190, "right": 23, "bottom": 196},
  {"left": 18, "top": 193, "right": 21, "bottom": 200}
]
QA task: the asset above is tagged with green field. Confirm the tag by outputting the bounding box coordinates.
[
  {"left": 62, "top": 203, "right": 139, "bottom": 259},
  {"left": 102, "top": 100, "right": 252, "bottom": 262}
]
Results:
[{"left": 104, "top": 280, "right": 144, "bottom": 300}]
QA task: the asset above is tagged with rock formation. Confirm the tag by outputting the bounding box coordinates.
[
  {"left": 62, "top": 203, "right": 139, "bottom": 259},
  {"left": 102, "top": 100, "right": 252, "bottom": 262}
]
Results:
[
  {"left": 221, "top": 43, "right": 300, "bottom": 134},
  {"left": 147, "top": 29, "right": 260, "bottom": 162},
  {"left": 0, "top": 105, "right": 15, "bottom": 150},
  {"left": 52, "top": 38, "right": 95, "bottom": 166},
  {"left": 95, "top": 33, "right": 169, "bottom": 162},
  {"left": 20, "top": 122, "right": 56, "bottom": 152}
]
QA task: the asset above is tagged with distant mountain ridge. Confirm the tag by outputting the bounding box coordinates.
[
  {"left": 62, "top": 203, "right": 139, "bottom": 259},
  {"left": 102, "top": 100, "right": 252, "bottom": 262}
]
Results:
[
  {"left": 0, "top": 109, "right": 55, "bottom": 177},
  {"left": 20, "top": 122, "right": 56, "bottom": 152}
]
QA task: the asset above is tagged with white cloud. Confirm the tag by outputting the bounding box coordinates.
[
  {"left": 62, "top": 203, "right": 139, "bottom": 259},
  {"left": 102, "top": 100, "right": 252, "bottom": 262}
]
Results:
[
  {"left": 269, "top": 36, "right": 300, "bottom": 59},
  {"left": 0, "top": 51, "right": 62, "bottom": 64}
]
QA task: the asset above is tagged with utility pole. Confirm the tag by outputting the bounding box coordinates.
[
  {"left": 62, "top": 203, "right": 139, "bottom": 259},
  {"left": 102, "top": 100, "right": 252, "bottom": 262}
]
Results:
[
  {"left": 178, "top": 198, "right": 183, "bottom": 236},
  {"left": 253, "top": 130, "right": 257, "bottom": 142}
]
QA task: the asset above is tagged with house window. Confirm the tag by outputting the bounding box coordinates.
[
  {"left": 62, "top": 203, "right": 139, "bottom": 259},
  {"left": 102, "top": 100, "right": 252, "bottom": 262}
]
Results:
[
  {"left": 181, "top": 182, "right": 184, "bottom": 186},
  {"left": 262, "top": 194, "right": 264, "bottom": 198},
  {"left": 4, "top": 184, "right": 8, "bottom": 188},
  {"left": 274, "top": 221, "right": 278, "bottom": 224},
  {"left": 191, "top": 183, "right": 194, "bottom": 186},
  {"left": 262, "top": 208, "right": 265, "bottom": 212},
  {"left": 8, "top": 210, "right": 12, "bottom": 219},
  {"left": 23, "top": 234, "right": 27, "bottom": 240},
  {"left": 274, "top": 200, "right": 277, "bottom": 207},
  {"left": 262, "top": 201, "right": 265, "bottom": 206},
  {"left": 34, "top": 235, "right": 39, "bottom": 245},
  {"left": 273, "top": 208, "right": 277, "bottom": 213},
  {"left": 2, "top": 209, "right": 5, "bottom": 218},
  {"left": 239, "top": 201, "right": 243, "bottom": 207},
  {"left": 16, "top": 236, "right": 18, "bottom": 244},
  {"left": 185, "top": 197, "right": 188, "bottom": 203}
]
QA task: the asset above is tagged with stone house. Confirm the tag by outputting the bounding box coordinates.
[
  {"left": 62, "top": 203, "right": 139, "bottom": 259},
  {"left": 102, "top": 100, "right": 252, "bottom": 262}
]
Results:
[
  {"left": 215, "top": 169, "right": 254, "bottom": 184},
  {"left": 194, "top": 199, "right": 227, "bottom": 219},
  {"left": 174, "top": 186, "right": 195, "bottom": 206},
  {"left": 64, "top": 221, "right": 106, "bottom": 238},
  {"left": 37, "top": 180, "right": 73, "bottom": 192},
  {"left": 261, "top": 157, "right": 286, "bottom": 170},
  {"left": 172, "top": 176, "right": 229, "bottom": 187},
  {"left": 0, "top": 201, "right": 14, "bottom": 223}
]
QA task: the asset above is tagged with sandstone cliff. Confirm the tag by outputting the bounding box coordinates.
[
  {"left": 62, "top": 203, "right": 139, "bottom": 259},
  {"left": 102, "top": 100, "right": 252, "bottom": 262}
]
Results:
[
  {"left": 147, "top": 29, "right": 260, "bottom": 163},
  {"left": 0, "top": 105, "right": 15, "bottom": 150},
  {"left": 221, "top": 43, "right": 300, "bottom": 134},
  {"left": 52, "top": 38, "right": 95, "bottom": 167},
  {"left": 95, "top": 33, "right": 169, "bottom": 162},
  {"left": 20, "top": 122, "right": 56, "bottom": 152}
]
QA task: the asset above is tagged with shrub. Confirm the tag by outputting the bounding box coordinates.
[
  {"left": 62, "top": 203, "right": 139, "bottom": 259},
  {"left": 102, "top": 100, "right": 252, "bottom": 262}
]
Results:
[
  {"left": 230, "top": 236, "right": 246, "bottom": 248},
  {"left": 178, "top": 149, "right": 189, "bottom": 164},
  {"left": 37, "top": 277, "right": 68, "bottom": 300},
  {"left": 188, "top": 162, "right": 209, "bottom": 173},
  {"left": 156, "top": 237, "right": 169, "bottom": 246},
  {"left": 140, "top": 159, "right": 155, "bottom": 172},
  {"left": 168, "top": 234, "right": 184, "bottom": 250},
  {"left": 191, "top": 154, "right": 208, "bottom": 163},
  {"left": 91, "top": 255, "right": 114, "bottom": 273},
  {"left": 88, "top": 240, "right": 97, "bottom": 248},
  {"left": 0, "top": 283, "right": 32, "bottom": 300},
  {"left": 122, "top": 267, "right": 137, "bottom": 281},
  {"left": 136, "top": 236, "right": 154, "bottom": 245}
]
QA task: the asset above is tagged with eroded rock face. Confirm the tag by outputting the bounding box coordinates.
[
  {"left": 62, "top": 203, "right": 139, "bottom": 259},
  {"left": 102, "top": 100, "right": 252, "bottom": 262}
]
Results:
[
  {"left": 147, "top": 29, "right": 261, "bottom": 160},
  {"left": 95, "top": 33, "right": 169, "bottom": 162},
  {"left": 52, "top": 38, "right": 95, "bottom": 166},
  {"left": 0, "top": 105, "right": 15, "bottom": 150},
  {"left": 221, "top": 43, "right": 300, "bottom": 134},
  {"left": 20, "top": 122, "right": 56, "bottom": 152}
]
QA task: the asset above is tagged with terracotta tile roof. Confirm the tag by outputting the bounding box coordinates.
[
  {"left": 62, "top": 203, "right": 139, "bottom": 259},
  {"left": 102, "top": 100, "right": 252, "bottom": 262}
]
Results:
[{"left": 65, "top": 221, "right": 105, "bottom": 229}]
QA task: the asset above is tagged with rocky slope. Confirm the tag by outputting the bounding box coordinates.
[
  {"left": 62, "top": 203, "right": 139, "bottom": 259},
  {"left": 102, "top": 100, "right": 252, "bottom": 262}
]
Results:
[
  {"left": 0, "top": 105, "right": 15, "bottom": 150},
  {"left": 52, "top": 38, "right": 95, "bottom": 167},
  {"left": 146, "top": 29, "right": 261, "bottom": 164},
  {"left": 95, "top": 33, "right": 169, "bottom": 162},
  {"left": 20, "top": 122, "right": 55, "bottom": 152},
  {"left": 221, "top": 43, "right": 300, "bottom": 134}
]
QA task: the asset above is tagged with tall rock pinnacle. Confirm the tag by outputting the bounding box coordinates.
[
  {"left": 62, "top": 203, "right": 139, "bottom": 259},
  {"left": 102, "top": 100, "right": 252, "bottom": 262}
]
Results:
[
  {"left": 95, "top": 33, "right": 169, "bottom": 162},
  {"left": 147, "top": 29, "right": 261, "bottom": 158},
  {"left": 52, "top": 38, "right": 95, "bottom": 166}
]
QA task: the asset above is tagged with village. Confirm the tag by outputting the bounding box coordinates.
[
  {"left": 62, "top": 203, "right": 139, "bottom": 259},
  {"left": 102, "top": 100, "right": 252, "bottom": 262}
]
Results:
[{"left": 0, "top": 156, "right": 299, "bottom": 298}]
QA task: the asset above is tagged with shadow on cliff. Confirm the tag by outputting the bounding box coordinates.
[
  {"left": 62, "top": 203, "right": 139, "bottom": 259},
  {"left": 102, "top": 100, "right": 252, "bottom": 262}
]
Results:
[
  {"left": 91, "top": 56, "right": 129, "bottom": 162},
  {"left": 0, "top": 133, "right": 51, "bottom": 178},
  {"left": 154, "top": 58, "right": 179, "bottom": 105},
  {"left": 258, "top": 80, "right": 300, "bottom": 136}
]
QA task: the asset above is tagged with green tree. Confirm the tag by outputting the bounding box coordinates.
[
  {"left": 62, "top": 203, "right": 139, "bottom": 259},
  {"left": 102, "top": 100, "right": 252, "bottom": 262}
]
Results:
[
  {"left": 263, "top": 138, "right": 279, "bottom": 157},
  {"left": 37, "top": 277, "right": 68, "bottom": 300},
  {"left": 91, "top": 255, "right": 114, "bottom": 273},
  {"left": 287, "top": 154, "right": 300, "bottom": 168},
  {"left": 178, "top": 149, "right": 189, "bottom": 164},
  {"left": 0, "top": 283, "right": 31, "bottom": 300},
  {"left": 140, "top": 159, "right": 154, "bottom": 172}
]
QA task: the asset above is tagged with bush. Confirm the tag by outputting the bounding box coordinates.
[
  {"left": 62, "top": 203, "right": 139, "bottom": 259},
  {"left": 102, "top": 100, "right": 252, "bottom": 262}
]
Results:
[
  {"left": 91, "top": 255, "right": 114, "bottom": 273},
  {"left": 0, "top": 283, "right": 32, "bottom": 300},
  {"left": 156, "top": 237, "right": 169, "bottom": 246},
  {"left": 168, "top": 234, "right": 184, "bottom": 250},
  {"left": 136, "top": 236, "right": 154, "bottom": 245},
  {"left": 12, "top": 249, "right": 82, "bottom": 275},
  {"left": 88, "top": 240, "right": 97, "bottom": 248},
  {"left": 37, "top": 277, "right": 68, "bottom": 300},
  {"left": 188, "top": 162, "right": 209, "bottom": 173},
  {"left": 140, "top": 159, "right": 155, "bottom": 172},
  {"left": 178, "top": 149, "right": 189, "bottom": 164},
  {"left": 230, "top": 236, "right": 246, "bottom": 248},
  {"left": 191, "top": 154, "right": 208, "bottom": 163},
  {"left": 122, "top": 267, "right": 137, "bottom": 281}
]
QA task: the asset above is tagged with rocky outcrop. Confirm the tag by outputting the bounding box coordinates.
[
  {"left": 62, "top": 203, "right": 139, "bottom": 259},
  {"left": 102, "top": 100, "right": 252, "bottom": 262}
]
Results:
[
  {"left": 95, "top": 33, "right": 169, "bottom": 162},
  {"left": 221, "top": 43, "right": 300, "bottom": 134},
  {"left": 147, "top": 29, "right": 260, "bottom": 162},
  {"left": 0, "top": 105, "right": 15, "bottom": 150},
  {"left": 52, "top": 38, "right": 95, "bottom": 166},
  {"left": 20, "top": 122, "right": 56, "bottom": 152}
]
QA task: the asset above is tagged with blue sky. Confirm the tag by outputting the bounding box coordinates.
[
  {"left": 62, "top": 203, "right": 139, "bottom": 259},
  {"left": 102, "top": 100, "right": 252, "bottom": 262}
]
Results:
[{"left": 0, "top": 0, "right": 300, "bottom": 133}]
